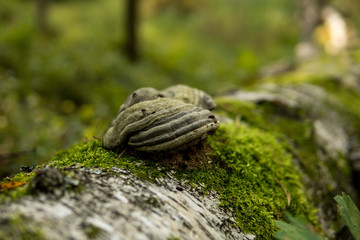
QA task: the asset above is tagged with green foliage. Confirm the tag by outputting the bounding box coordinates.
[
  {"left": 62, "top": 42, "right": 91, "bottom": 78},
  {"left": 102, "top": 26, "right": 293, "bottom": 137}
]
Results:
[
  {"left": 0, "top": 214, "right": 45, "bottom": 240},
  {"left": 334, "top": 193, "right": 360, "bottom": 240},
  {"left": 84, "top": 225, "right": 101, "bottom": 239},
  {"left": 0, "top": 184, "right": 30, "bottom": 204},
  {"left": 275, "top": 193, "right": 360, "bottom": 240},
  {"left": 275, "top": 212, "right": 326, "bottom": 240},
  {"left": 0, "top": 72, "right": 89, "bottom": 178},
  {"left": 143, "top": 0, "right": 298, "bottom": 87},
  {"left": 167, "top": 237, "right": 182, "bottom": 240},
  {"left": 0, "top": 0, "right": 34, "bottom": 71}
]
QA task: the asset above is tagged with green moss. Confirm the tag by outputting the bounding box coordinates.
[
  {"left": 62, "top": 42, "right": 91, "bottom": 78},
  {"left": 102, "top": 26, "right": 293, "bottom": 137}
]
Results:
[
  {"left": 84, "top": 225, "right": 101, "bottom": 239},
  {"left": 0, "top": 172, "right": 35, "bottom": 204},
  {"left": 214, "top": 97, "right": 265, "bottom": 126},
  {"left": 309, "top": 79, "right": 360, "bottom": 186},
  {"left": 200, "top": 124, "right": 316, "bottom": 239},
  {"left": 0, "top": 184, "right": 30, "bottom": 204},
  {"left": 1, "top": 172, "right": 36, "bottom": 184},
  {"left": 167, "top": 237, "right": 182, "bottom": 240},
  {"left": 48, "top": 139, "right": 166, "bottom": 182},
  {"left": 313, "top": 79, "right": 360, "bottom": 134},
  {"left": 214, "top": 86, "right": 357, "bottom": 236},
  {"left": 215, "top": 96, "right": 329, "bottom": 187},
  {"left": 0, "top": 214, "right": 45, "bottom": 240},
  {"left": 0, "top": 140, "right": 167, "bottom": 202},
  {"left": 259, "top": 57, "right": 360, "bottom": 137},
  {"left": 256, "top": 72, "right": 357, "bottom": 188}
]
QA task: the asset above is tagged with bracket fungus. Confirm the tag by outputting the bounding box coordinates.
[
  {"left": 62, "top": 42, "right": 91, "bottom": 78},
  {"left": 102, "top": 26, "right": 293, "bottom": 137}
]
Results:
[
  {"left": 103, "top": 85, "right": 219, "bottom": 153},
  {"left": 118, "top": 87, "right": 165, "bottom": 113},
  {"left": 117, "top": 85, "right": 216, "bottom": 114}
]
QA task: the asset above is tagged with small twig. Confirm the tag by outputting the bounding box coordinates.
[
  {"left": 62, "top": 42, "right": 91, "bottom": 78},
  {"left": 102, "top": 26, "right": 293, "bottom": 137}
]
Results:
[
  {"left": 275, "top": 178, "right": 291, "bottom": 207},
  {"left": 116, "top": 149, "right": 127, "bottom": 160}
]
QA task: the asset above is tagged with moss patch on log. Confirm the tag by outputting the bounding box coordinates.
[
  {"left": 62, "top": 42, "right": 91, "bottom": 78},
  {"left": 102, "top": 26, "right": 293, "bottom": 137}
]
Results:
[
  {"left": 313, "top": 79, "right": 360, "bottom": 136},
  {"left": 214, "top": 97, "right": 321, "bottom": 181},
  {"left": 204, "top": 124, "right": 317, "bottom": 238},
  {"left": 215, "top": 94, "right": 354, "bottom": 188},
  {"left": 216, "top": 67, "right": 360, "bottom": 236},
  {"left": 0, "top": 214, "right": 45, "bottom": 240},
  {"left": 1, "top": 124, "right": 318, "bottom": 239}
]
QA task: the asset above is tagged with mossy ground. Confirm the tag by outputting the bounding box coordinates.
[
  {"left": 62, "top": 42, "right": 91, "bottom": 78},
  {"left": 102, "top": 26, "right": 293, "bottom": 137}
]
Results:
[
  {"left": 261, "top": 54, "right": 360, "bottom": 132},
  {"left": 257, "top": 55, "right": 360, "bottom": 189},
  {"left": 214, "top": 97, "right": 321, "bottom": 182},
  {"left": 232, "top": 57, "right": 360, "bottom": 237},
  {"left": 204, "top": 124, "right": 318, "bottom": 238},
  {"left": 215, "top": 88, "right": 355, "bottom": 190},
  {"left": 0, "top": 214, "right": 45, "bottom": 240},
  {"left": 214, "top": 93, "right": 356, "bottom": 234},
  {"left": 0, "top": 171, "right": 37, "bottom": 204},
  {"left": 1, "top": 121, "right": 318, "bottom": 239},
  {"left": 313, "top": 79, "right": 360, "bottom": 136}
]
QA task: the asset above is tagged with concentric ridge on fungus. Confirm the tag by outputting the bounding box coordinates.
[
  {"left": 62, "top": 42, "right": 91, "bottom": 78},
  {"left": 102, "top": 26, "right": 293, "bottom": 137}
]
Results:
[{"left": 103, "top": 98, "right": 220, "bottom": 152}]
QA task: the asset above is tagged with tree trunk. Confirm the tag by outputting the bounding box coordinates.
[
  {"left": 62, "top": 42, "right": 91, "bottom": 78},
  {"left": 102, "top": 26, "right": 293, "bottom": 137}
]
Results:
[
  {"left": 36, "top": 0, "right": 50, "bottom": 33},
  {"left": 298, "top": 0, "right": 326, "bottom": 42},
  {"left": 124, "top": 0, "right": 139, "bottom": 61}
]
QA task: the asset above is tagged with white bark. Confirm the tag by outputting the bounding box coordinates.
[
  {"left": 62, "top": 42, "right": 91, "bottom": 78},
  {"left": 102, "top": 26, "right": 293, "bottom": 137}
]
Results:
[{"left": 0, "top": 167, "right": 255, "bottom": 240}]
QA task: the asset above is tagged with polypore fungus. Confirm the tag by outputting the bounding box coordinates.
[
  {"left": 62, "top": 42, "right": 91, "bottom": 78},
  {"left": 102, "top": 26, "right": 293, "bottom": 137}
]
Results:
[{"left": 103, "top": 96, "right": 219, "bottom": 152}]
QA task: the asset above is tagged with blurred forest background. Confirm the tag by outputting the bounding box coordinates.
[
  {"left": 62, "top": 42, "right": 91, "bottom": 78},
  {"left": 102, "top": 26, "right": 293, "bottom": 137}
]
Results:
[{"left": 1, "top": 0, "right": 360, "bottom": 179}]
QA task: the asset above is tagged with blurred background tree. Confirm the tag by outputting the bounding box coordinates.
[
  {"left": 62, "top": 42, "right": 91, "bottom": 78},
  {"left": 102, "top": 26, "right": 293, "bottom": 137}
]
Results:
[
  {"left": 124, "top": 0, "right": 139, "bottom": 61},
  {"left": 0, "top": 0, "right": 359, "bottom": 179},
  {"left": 36, "top": 0, "right": 51, "bottom": 33},
  {"left": 298, "top": 0, "right": 327, "bottom": 43}
]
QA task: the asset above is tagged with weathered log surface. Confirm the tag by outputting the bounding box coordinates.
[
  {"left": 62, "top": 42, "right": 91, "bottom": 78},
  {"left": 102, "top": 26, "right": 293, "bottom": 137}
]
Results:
[{"left": 0, "top": 167, "right": 255, "bottom": 240}]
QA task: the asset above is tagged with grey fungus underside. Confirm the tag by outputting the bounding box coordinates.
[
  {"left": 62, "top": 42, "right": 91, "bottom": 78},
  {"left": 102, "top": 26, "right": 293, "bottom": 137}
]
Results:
[
  {"left": 132, "top": 123, "right": 218, "bottom": 152},
  {"left": 129, "top": 112, "right": 218, "bottom": 147}
]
